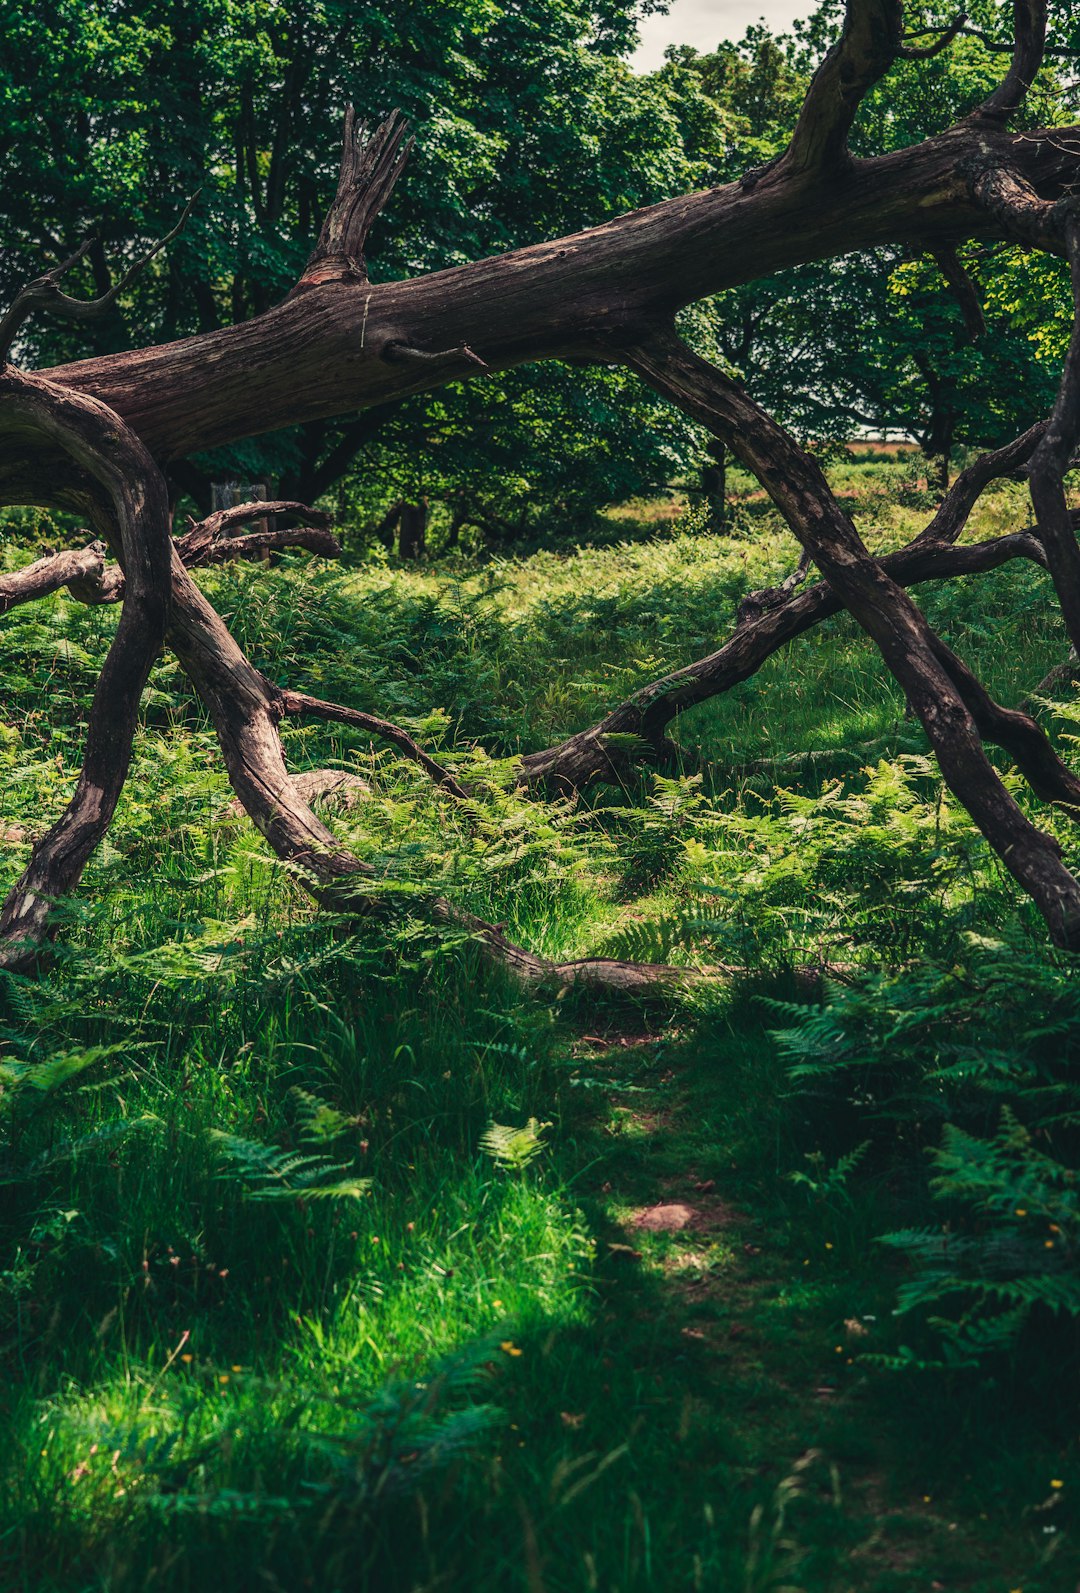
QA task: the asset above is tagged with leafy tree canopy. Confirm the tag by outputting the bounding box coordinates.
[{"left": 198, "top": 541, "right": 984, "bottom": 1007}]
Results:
[
  {"left": 0, "top": 0, "right": 717, "bottom": 537},
  {"left": 666, "top": 1, "right": 1076, "bottom": 463}
]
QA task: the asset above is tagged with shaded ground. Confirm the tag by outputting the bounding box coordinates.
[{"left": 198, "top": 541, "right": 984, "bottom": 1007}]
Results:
[
  {"left": 1, "top": 466, "right": 1078, "bottom": 1588},
  {"left": 559, "top": 1020, "right": 1079, "bottom": 1593}
]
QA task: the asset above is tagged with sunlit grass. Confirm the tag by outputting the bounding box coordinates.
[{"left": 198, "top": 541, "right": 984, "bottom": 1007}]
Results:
[{"left": 1, "top": 466, "right": 1078, "bottom": 1588}]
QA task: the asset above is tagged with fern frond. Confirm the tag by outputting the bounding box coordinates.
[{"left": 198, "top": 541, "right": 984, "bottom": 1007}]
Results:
[
  {"left": 211, "top": 1130, "right": 369, "bottom": 1202},
  {"left": 479, "top": 1118, "right": 550, "bottom": 1171}
]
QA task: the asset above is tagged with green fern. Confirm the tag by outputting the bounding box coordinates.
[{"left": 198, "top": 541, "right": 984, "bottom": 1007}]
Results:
[
  {"left": 788, "top": 1141, "right": 870, "bottom": 1206},
  {"left": 479, "top": 1117, "right": 550, "bottom": 1171},
  {"left": 877, "top": 1108, "right": 1080, "bottom": 1366},
  {"left": 290, "top": 1086, "right": 362, "bottom": 1144},
  {"left": 212, "top": 1130, "right": 369, "bottom": 1202}
]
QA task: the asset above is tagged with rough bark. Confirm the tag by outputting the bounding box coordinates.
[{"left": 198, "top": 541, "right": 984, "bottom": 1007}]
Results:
[
  {"left": 0, "top": 541, "right": 109, "bottom": 614},
  {"left": 520, "top": 421, "right": 1059, "bottom": 791},
  {"left": 620, "top": 330, "right": 1080, "bottom": 949},
  {"left": 1026, "top": 212, "right": 1080, "bottom": 655},
  {"left": 5, "top": 0, "right": 1080, "bottom": 976},
  {"left": 0, "top": 370, "right": 171, "bottom": 967},
  {"left": 25, "top": 124, "right": 1080, "bottom": 465}
]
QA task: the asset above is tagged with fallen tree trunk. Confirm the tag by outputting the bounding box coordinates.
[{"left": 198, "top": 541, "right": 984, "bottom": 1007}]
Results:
[
  {"left": 5, "top": 0, "right": 1080, "bottom": 977},
  {"left": 27, "top": 121, "right": 1080, "bottom": 464}
]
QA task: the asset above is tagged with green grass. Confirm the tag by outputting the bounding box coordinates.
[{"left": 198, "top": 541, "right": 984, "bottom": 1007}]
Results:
[{"left": 0, "top": 466, "right": 1079, "bottom": 1589}]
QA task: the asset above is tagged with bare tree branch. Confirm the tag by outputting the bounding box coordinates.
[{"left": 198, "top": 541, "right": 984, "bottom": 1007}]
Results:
[
  {"left": 0, "top": 194, "right": 198, "bottom": 363},
  {"left": 969, "top": 0, "right": 1048, "bottom": 124},
  {"left": 968, "top": 160, "right": 1059, "bottom": 250},
  {"left": 0, "top": 372, "right": 171, "bottom": 969},
  {"left": 163, "top": 553, "right": 700, "bottom": 996},
  {"left": 620, "top": 328, "right": 1080, "bottom": 948},
  {"left": 275, "top": 689, "right": 471, "bottom": 800},
  {"left": 1027, "top": 204, "right": 1080, "bottom": 654},
  {"left": 31, "top": 117, "right": 1080, "bottom": 462},
  {"left": 957, "top": 22, "right": 1077, "bottom": 58},
  {"left": 0, "top": 541, "right": 108, "bottom": 614},
  {"left": 0, "top": 508, "right": 341, "bottom": 615},
  {"left": 519, "top": 528, "right": 1053, "bottom": 792},
  {"left": 174, "top": 498, "right": 332, "bottom": 564},
  {"left": 191, "top": 525, "right": 342, "bottom": 565},
  {"left": 915, "top": 420, "right": 1045, "bottom": 545},
  {"left": 784, "top": 0, "right": 904, "bottom": 173}
]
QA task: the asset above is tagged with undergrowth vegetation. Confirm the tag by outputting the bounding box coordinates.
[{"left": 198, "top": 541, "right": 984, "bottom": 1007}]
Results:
[{"left": 1, "top": 466, "right": 1079, "bottom": 1589}]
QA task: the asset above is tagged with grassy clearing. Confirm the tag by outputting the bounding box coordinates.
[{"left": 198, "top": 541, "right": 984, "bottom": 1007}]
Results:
[{"left": 1, "top": 465, "right": 1078, "bottom": 1589}]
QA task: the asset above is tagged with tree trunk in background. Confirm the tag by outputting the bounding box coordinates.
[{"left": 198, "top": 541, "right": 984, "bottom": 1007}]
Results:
[
  {"left": 398, "top": 498, "right": 427, "bottom": 560},
  {"left": 702, "top": 439, "right": 727, "bottom": 529},
  {"left": 938, "top": 448, "right": 950, "bottom": 494}
]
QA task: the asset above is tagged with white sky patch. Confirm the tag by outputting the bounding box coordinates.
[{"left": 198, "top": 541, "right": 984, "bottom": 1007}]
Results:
[{"left": 631, "top": 0, "right": 819, "bottom": 71}]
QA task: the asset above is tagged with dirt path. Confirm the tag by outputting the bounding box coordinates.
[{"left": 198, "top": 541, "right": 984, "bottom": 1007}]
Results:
[{"left": 566, "top": 1023, "right": 1051, "bottom": 1592}]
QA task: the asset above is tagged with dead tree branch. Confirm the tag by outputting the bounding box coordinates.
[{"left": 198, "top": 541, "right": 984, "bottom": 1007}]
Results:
[
  {"left": 0, "top": 372, "right": 171, "bottom": 969},
  {"left": 737, "top": 547, "right": 814, "bottom": 624},
  {"left": 5, "top": 0, "right": 1080, "bottom": 973},
  {"left": 0, "top": 194, "right": 198, "bottom": 362},
  {"left": 0, "top": 508, "right": 341, "bottom": 615},
  {"left": 191, "top": 525, "right": 343, "bottom": 565},
  {"left": 33, "top": 118, "right": 1080, "bottom": 460},
  {"left": 784, "top": 0, "right": 903, "bottom": 173},
  {"left": 621, "top": 328, "right": 1080, "bottom": 949},
  {"left": 301, "top": 107, "right": 413, "bottom": 283},
  {"left": 163, "top": 555, "right": 698, "bottom": 995},
  {"left": 174, "top": 499, "right": 334, "bottom": 564},
  {"left": 1027, "top": 207, "right": 1080, "bottom": 655},
  {"left": 518, "top": 528, "right": 1053, "bottom": 792},
  {"left": 915, "top": 420, "right": 1045, "bottom": 545},
  {"left": 0, "top": 541, "right": 108, "bottom": 614},
  {"left": 275, "top": 690, "right": 471, "bottom": 800}
]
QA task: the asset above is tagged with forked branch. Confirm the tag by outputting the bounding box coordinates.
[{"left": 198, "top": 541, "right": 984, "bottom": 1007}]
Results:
[
  {"left": 175, "top": 499, "right": 337, "bottom": 566},
  {"left": 899, "top": 13, "right": 967, "bottom": 61},
  {"left": 622, "top": 328, "right": 1080, "bottom": 948},
  {"left": 784, "top": 0, "right": 903, "bottom": 173},
  {"left": 302, "top": 107, "right": 413, "bottom": 281},
  {"left": 0, "top": 508, "right": 343, "bottom": 614},
  {"left": 518, "top": 527, "right": 1056, "bottom": 793},
  {"left": 0, "top": 194, "right": 198, "bottom": 363}
]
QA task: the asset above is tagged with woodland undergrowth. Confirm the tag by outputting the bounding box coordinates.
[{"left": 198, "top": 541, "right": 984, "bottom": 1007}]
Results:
[{"left": 0, "top": 464, "right": 1079, "bottom": 1589}]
